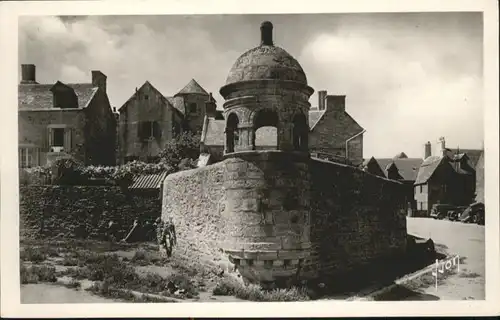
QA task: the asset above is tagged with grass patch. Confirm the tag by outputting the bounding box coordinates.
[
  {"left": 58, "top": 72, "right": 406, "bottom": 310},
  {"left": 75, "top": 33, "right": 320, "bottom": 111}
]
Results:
[
  {"left": 212, "top": 277, "right": 310, "bottom": 302},
  {"left": 20, "top": 265, "right": 57, "bottom": 284},
  {"left": 459, "top": 271, "right": 481, "bottom": 279},
  {"left": 20, "top": 247, "right": 47, "bottom": 263},
  {"left": 62, "top": 279, "right": 81, "bottom": 289},
  {"left": 58, "top": 251, "right": 198, "bottom": 299},
  {"left": 86, "top": 281, "right": 177, "bottom": 303}
]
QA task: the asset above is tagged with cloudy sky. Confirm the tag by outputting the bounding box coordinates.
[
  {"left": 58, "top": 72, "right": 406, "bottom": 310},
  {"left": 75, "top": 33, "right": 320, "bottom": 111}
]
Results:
[{"left": 19, "top": 13, "right": 483, "bottom": 158}]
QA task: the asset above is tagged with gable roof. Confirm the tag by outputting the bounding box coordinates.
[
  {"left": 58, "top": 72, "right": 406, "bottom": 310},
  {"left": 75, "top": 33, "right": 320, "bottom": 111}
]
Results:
[
  {"left": 202, "top": 117, "right": 226, "bottom": 146},
  {"left": 174, "top": 79, "right": 209, "bottom": 97},
  {"left": 119, "top": 81, "right": 180, "bottom": 115},
  {"left": 18, "top": 83, "right": 98, "bottom": 110},
  {"left": 166, "top": 96, "right": 186, "bottom": 115},
  {"left": 446, "top": 148, "right": 483, "bottom": 168},
  {"left": 414, "top": 156, "right": 444, "bottom": 185},
  {"left": 309, "top": 108, "right": 363, "bottom": 133},
  {"left": 309, "top": 110, "right": 325, "bottom": 129},
  {"left": 376, "top": 158, "right": 423, "bottom": 181}
]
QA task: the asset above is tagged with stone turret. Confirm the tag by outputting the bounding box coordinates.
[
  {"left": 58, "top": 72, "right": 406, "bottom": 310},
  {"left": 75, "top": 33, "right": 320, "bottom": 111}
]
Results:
[{"left": 218, "top": 21, "right": 314, "bottom": 288}]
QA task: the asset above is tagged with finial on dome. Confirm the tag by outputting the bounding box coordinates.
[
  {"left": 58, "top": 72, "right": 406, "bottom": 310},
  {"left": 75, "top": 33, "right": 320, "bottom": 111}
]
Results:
[{"left": 260, "top": 21, "right": 273, "bottom": 46}]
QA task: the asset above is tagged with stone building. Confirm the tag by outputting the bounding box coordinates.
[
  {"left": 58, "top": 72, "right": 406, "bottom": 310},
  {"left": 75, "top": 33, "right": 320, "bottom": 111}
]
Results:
[
  {"left": 414, "top": 138, "right": 480, "bottom": 215},
  {"left": 118, "top": 79, "right": 223, "bottom": 163},
  {"left": 18, "top": 64, "right": 117, "bottom": 167},
  {"left": 361, "top": 153, "right": 423, "bottom": 211},
  {"left": 162, "top": 22, "right": 407, "bottom": 288}
]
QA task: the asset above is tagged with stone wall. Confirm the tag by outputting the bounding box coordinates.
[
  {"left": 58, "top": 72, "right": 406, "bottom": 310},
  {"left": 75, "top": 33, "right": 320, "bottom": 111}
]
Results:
[
  {"left": 20, "top": 186, "right": 161, "bottom": 241},
  {"left": 161, "top": 162, "right": 227, "bottom": 266},
  {"left": 305, "top": 158, "right": 407, "bottom": 279},
  {"left": 161, "top": 154, "right": 408, "bottom": 286}
]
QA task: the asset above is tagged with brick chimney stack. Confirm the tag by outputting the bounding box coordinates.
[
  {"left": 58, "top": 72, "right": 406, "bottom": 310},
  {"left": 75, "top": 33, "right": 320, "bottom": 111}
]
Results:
[
  {"left": 318, "top": 90, "right": 327, "bottom": 111},
  {"left": 21, "top": 64, "right": 37, "bottom": 84},
  {"left": 326, "top": 95, "right": 346, "bottom": 113},
  {"left": 439, "top": 137, "right": 446, "bottom": 156},
  {"left": 424, "top": 141, "right": 432, "bottom": 159},
  {"left": 91, "top": 70, "right": 107, "bottom": 94},
  {"left": 205, "top": 92, "right": 217, "bottom": 118}
]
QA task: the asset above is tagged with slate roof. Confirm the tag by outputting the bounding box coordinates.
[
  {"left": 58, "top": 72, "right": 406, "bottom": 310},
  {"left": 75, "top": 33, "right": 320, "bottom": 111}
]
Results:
[
  {"left": 446, "top": 148, "right": 483, "bottom": 168},
  {"left": 376, "top": 158, "right": 423, "bottom": 181},
  {"left": 309, "top": 110, "right": 325, "bottom": 129},
  {"left": 166, "top": 96, "right": 186, "bottom": 115},
  {"left": 202, "top": 118, "right": 226, "bottom": 146},
  {"left": 414, "top": 156, "right": 443, "bottom": 185},
  {"left": 18, "top": 83, "right": 98, "bottom": 110},
  {"left": 128, "top": 171, "right": 169, "bottom": 190},
  {"left": 174, "top": 79, "right": 209, "bottom": 97}
]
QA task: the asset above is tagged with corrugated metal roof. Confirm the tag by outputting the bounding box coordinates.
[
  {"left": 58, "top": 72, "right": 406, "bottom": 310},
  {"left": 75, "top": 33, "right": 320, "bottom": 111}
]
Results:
[{"left": 128, "top": 171, "right": 169, "bottom": 190}]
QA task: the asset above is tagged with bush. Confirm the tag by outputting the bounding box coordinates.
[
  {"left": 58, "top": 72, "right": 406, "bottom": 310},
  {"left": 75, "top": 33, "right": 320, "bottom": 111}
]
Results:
[
  {"left": 20, "top": 247, "right": 47, "bottom": 263},
  {"left": 158, "top": 131, "right": 201, "bottom": 170},
  {"left": 20, "top": 265, "right": 57, "bottom": 284},
  {"left": 212, "top": 277, "right": 310, "bottom": 302}
]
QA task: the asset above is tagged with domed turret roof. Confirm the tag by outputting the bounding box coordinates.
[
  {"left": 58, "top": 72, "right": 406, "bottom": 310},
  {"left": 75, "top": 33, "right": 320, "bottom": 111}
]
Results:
[{"left": 224, "top": 21, "right": 308, "bottom": 86}]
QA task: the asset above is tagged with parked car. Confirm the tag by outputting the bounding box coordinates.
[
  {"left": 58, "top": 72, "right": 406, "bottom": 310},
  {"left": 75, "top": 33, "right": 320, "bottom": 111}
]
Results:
[
  {"left": 459, "top": 202, "right": 485, "bottom": 225},
  {"left": 430, "top": 204, "right": 459, "bottom": 219}
]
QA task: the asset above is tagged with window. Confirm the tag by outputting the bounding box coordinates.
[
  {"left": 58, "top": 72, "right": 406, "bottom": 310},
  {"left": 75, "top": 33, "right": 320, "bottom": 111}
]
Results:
[
  {"left": 253, "top": 109, "right": 279, "bottom": 150},
  {"left": 144, "top": 95, "right": 149, "bottom": 100},
  {"left": 226, "top": 113, "right": 239, "bottom": 153},
  {"left": 292, "top": 113, "right": 308, "bottom": 151},
  {"left": 189, "top": 103, "right": 197, "bottom": 113},
  {"left": 19, "top": 148, "right": 38, "bottom": 168},
  {"left": 419, "top": 185, "right": 423, "bottom": 193},
  {"left": 138, "top": 121, "right": 161, "bottom": 140},
  {"left": 52, "top": 128, "right": 65, "bottom": 147}
]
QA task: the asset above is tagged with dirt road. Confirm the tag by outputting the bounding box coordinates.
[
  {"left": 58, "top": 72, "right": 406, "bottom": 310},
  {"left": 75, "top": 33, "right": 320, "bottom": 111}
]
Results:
[{"left": 406, "top": 217, "right": 485, "bottom": 300}]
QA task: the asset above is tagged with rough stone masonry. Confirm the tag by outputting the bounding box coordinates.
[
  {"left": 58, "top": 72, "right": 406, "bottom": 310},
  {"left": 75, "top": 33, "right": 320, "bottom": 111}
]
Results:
[{"left": 161, "top": 21, "right": 407, "bottom": 288}]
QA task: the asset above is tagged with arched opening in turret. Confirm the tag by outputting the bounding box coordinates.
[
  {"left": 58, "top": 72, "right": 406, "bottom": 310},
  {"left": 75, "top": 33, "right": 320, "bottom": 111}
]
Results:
[
  {"left": 292, "top": 112, "right": 308, "bottom": 151},
  {"left": 226, "top": 113, "right": 239, "bottom": 153},
  {"left": 253, "top": 109, "right": 279, "bottom": 150}
]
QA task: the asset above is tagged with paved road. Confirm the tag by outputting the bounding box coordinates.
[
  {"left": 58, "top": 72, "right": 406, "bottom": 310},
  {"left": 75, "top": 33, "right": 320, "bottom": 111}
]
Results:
[{"left": 406, "top": 217, "right": 485, "bottom": 300}]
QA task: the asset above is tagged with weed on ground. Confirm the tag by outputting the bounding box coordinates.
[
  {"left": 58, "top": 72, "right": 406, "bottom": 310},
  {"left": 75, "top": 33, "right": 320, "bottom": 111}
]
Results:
[
  {"left": 20, "top": 265, "right": 57, "bottom": 284},
  {"left": 212, "top": 277, "right": 310, "bottom": 302}
]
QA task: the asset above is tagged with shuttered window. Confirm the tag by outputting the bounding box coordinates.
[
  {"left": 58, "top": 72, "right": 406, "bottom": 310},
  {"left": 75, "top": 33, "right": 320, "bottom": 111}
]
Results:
[{"left": 19, "top": 147, "right": 39, "bottom": 168}]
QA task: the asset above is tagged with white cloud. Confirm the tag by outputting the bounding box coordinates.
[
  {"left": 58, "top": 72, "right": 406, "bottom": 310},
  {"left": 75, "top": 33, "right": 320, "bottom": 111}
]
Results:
[
  {"left": 19, "top": 14, "right": 483, "bottom": 158},
  {"left": 299, "top": 28, "right": 482, "bottom": 158}
]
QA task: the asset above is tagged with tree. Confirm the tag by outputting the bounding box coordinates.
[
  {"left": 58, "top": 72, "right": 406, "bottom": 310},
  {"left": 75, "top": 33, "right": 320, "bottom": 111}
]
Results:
[{"left": 158, "top": 131, "right": 201, "bottom": 170}]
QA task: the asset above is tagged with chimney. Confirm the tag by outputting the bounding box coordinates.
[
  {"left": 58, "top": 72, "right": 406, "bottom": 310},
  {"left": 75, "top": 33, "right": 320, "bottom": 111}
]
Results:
[
  {"left": 205, "top": 93, "right": 217, "bottom": 118},
  {"left": 260, "top": 21, "right": 273, "bottom": 46},
  {"left": 91, "top": 70, "right": 107, "bottom": 93},
  {"left": 325, "top": 95, "right": 346, "bottom": 114},
  {"left": 439, "top": 137, "right": 446, "bottom": 156},
  {"left": 424, "top": 141, "right": 432, "bottom": 159},
  {"left": 21, "top": 64, "right": 37, "bottom": 84},
  {"left": 318, "top": 90, "right": 327, "bottom": 111}
]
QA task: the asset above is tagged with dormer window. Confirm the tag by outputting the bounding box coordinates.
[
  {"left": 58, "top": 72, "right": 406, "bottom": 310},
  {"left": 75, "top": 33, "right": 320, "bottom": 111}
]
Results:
[{"left": 50, "top": 81, "right": 78, "bottom": 109}]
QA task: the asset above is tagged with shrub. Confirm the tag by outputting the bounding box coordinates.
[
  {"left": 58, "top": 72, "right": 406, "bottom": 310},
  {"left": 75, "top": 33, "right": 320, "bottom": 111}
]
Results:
[
  {"left": 64, "top": 279, "right": 81, "bottom": 289},
  {"left": 158, "top": 131, "right": 201, "bottom": 170},
  {"left": 212, "top": 277, "right": 310, "bottom": 302},
  {"left": 20, "top": 265, "right": 57, "bottom": 284},
  {"left": 20, "top": 247, "right": 47, "bottom": 263}
]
